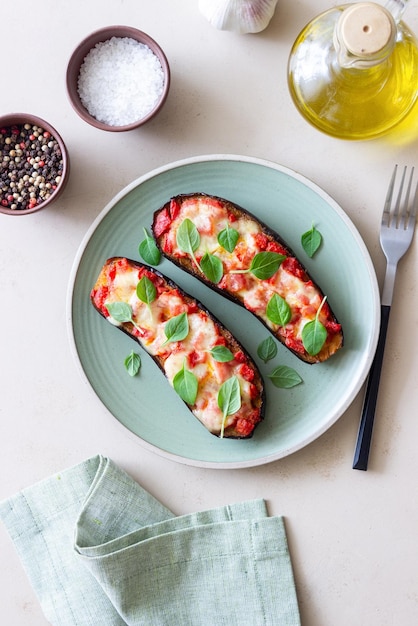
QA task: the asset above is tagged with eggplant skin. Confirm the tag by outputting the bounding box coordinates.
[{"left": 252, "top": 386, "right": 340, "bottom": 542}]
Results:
[
  {"left": 152, "top": 193, "right": 344, "bottom": 364},
  {"left": 91, "top": 257, "right": 265, "bottom": 439}
]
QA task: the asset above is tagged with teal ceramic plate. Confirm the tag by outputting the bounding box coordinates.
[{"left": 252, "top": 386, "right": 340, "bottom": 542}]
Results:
[{"left": 68, "top": 155, "right": 380, "bottom": 468}]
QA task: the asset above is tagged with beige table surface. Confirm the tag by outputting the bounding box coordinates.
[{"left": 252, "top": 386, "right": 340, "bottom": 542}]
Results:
[{"left": 1, "top": 1, "right": 418, "bottom": 624}]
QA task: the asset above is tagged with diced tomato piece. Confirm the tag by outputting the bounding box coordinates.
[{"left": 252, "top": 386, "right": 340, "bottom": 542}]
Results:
[
  {"left": 153, "top": 208, "right": 172, "bottom": 237},
  {"left": 254, "top": 233, "right": 269, "bottom": 250},
  {"left": 214, "top": 335, "right": 227, "bottom": 346},
  {"left": 249, "top": 383, "right": 259, "bottom": 400},
  {"left": 143, "top": 269, "right": 159, "bottom": 285},
  {"left": 108, "top": 265, "right": 117, "bottom": 281},
  {"left": 285, "top": 335, "right": 305, "bottom": 355},
  {"left": 266, "top": 241, "right": 288, "bottom": 255},
  {"left": 187, "top": 301, "right": 199, "bottom": 314},
  {"left": 169, "top": 198, "right": 181, "bottom": 220},
  {"left": 234, "top": 242, "right": 254, "bottom": 266},
  {"left": 228, "top": 211, "right": 237, "bottom": 223},
  {"left": 238, "top": 363, "right": 255, "bottom": 382},
  {"left": 162, "top": 235, "right": 173, "bottom": 254},
  {"left": 235, "top": 419, "right": 255, "bottom": 437},
  {"left": 117, "top": 258, "right": 130, "bottom": 271},
  {"left": 299, "top": 294, "right": 310, "bottom": 306},
  {"left": 233, "top": 350, "right": 246, "bottom": 363},
  {"left": 188, "top": 350, "right": 201, "bottom": 368},
  {"left": 235, "top": 409, "right": 262, "bottom": 436},
  {"left": 325, "top": 320, "right": 342, "bottom": 334},
  {"left": 282, "top": 257, "right": 308, "bottom": 281},
  {"left": 219, "top": 273, "right": 247, "bottom": 293},
  {"left": 91, "top": 286, "right": 109, "bottom": 314}
]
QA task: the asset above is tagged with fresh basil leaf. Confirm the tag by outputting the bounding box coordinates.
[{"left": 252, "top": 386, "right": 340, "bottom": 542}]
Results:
[
  {"left": 218, "top": 224, "right": 239, "bottom": 253},
  {"left": 176, "top": 218, "right": 201, "bottom": 272},
  {"left": 124, "top": 351, "right": 141, "bottom": 376},
  {"left": 173, "top": 362, "right": 198, "bottom": 405},
  {"left": 249, "top": 251, "right": 286, "bottom": 280},
  {"left": 268, "top": 365, "right": 302, "bottom": 388},
  {"left": 105, "top": 301, "right": 134, "bottom": 324},
  {"left": 200, "top": 252, "right": 223, "bottom": 284},
  {"left": 266, "top": 293, "right": 291, "bottom": 326},
  {"left": 257, "top": 336, "right": 277, "bottom": 363},
  {"left": 136, "top": 275, "right": 157, "bottom": 305},
  {"left": 302, "top": 296, "right": 328, "bottom": 355},
  {"left": 164, "top": 312, "right": 189, "bottom": 343},
  {"left": 176, "top": 218, "right": 200, "bottom": 254},
  {"left": 302, "top": 318, "right": 327, "bottom": 355},
  {"left": 138, "top": 228, "right": 161, "bottom": 265},
  {"left": 218, "top": 375, "right": 241, "bottom": 438},
  {"left": 209, "top": 345, "right": 234, "bottom": 362},
  {"left": 301, "top": 224, "right": 322, "bottom": 258}
]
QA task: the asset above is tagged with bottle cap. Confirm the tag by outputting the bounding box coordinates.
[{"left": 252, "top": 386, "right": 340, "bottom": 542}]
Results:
[{"left": 337, "top": 2, "right": 396, "bottom": 57}]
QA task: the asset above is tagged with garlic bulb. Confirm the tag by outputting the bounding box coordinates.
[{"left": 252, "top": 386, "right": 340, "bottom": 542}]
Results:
[{"left": 198, "top": 0, "right": 279, "bottom": 34}]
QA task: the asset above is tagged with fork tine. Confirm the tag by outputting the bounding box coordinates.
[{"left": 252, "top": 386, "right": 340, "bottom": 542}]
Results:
[
  {"left": 392, "top": 165, "right": 406, "bottom": 225},
  {"left": 382, "top": 165, "right": 397, "bottom": 227},
  {"left": 399, "top": 166, "right": 415, "bottom": 230},
  {"left": 408, "top": 174, "right": 418, "bottom": 230}
]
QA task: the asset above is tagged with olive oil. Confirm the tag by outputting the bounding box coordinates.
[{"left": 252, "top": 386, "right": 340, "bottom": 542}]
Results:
[{"left": 288, "top": 4, "right": 418, "bottom": 140}]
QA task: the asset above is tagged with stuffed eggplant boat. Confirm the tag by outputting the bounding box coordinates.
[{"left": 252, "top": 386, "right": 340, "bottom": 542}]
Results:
[
  {"left": 152, "top": 193, "right": 343, "bottom": 364},
  {"left": 91, "top": 257, "right": 265, "bottom": 438}
]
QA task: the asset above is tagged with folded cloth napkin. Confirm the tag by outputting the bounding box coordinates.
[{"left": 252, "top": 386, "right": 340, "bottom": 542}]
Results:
[{"left": 0, "top": 455, "right": 300, "bottom": 626}]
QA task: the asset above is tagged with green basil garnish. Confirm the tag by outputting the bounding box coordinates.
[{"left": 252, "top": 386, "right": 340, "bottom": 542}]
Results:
[
  {"left": 249, "top": 251, "right": 286, "bottom": 279},
  {"left": 302, "top": 297, "right": 327, "bottom": 355},
  {"left": 124, "top": 351, "right": 141, "bottom": 377},
  {"left": 266, "top": 293, "right": 291, "bottom": 326},
  {"left": 105, "top": 301, "right": 143, "bottom": 333},
  {"left": 268, "top": 365, "right": 302, "bottom": 388},
  {"left": 230, "top": 251, "right": 286, "bottom": 280},
  {"left": 138, "top": 228, "right": 161, "bottom": 265},
  {"left": 218, "top": 375, "right": 241, "bottom": 438},
  {"left": 176, "top": 218, "right": 201, "bottom": 271},
  {"left": 163, "top": 312, "right": 189, "bottom": 344},
  {"left": 105, "top": 301, "right": 135, "bottom": 324},
  {"left": 209, "top": 345, "right": 234, "bottom": 362},
  {"left": 200, "top": 252, "right": 223, "bottom": 284},
  {"left": 257, "top": 336, "right": 277, "bottom": 363},
  {"left": 136, "top": 276, "right": 157, "bottom": 305},
  {"left": 301, "top": 224, "right": 322, "bottom": 258},
  {"left": 173, "top": 361, "right": 198, "bottom": 405},
  {"left": 217, "top": 223, "right": 239, "bottom": 253}
]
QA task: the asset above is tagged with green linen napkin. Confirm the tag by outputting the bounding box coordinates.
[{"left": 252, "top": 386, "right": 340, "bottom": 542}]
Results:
[{"left": 0, "top": 455, "right": 300, "bottom": 626}]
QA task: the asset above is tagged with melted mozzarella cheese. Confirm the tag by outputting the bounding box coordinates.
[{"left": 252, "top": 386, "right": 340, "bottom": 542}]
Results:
[
  {"left": 175, "top": 200, "right": 325, "bottom": 340},
  {"left": 99, "top": 260, "right": 260, "bottom": 435},
  {"left": 171, "top": 199, "right": 259, "bottom": 268}
]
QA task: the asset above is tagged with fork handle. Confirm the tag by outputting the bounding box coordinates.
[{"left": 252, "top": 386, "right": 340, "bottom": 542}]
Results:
[{"left": 352, "top": 305, "right": 391, "bottom": 470}]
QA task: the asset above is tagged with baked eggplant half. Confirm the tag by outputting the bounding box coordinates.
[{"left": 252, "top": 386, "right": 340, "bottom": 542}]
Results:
[
  {"left": 91, "top": 257, "right": 265, "bottom": 438},
  {"left": 152, "top": 193, "right": 343, "bottom": 364}
]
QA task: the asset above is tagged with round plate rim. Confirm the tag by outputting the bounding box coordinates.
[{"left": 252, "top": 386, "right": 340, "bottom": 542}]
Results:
[{"left": 67, "top": 154, "right": 380, "bottom": 469}]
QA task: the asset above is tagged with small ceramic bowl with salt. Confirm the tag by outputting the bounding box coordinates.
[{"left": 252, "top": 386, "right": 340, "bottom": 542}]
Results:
[{"left": 66, "top": 26, "right": 170, "bottom": 132}]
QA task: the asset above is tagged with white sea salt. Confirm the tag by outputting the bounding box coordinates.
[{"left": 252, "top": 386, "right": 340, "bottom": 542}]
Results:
[{"left": 77, "top": 37, "right": 165, "bottom": 126}]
